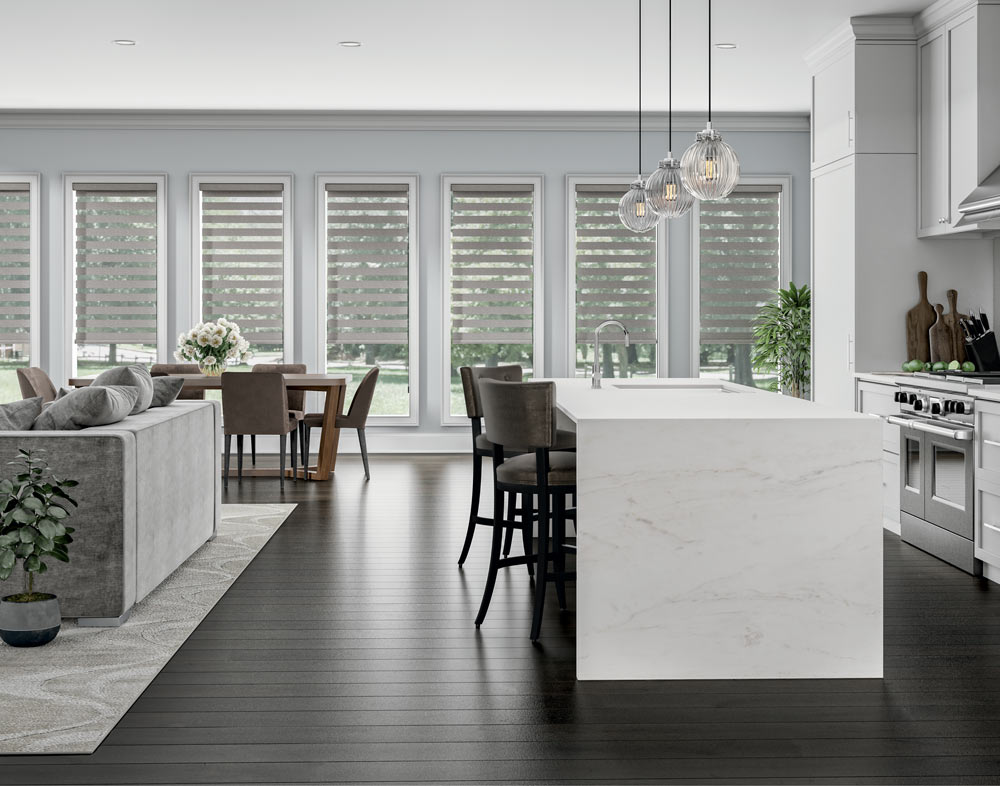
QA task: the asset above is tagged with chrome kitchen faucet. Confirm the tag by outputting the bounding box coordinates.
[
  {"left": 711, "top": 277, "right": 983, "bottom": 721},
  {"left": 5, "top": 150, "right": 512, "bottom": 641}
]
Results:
[{"left": 592, "top": 320, "right": 630, "bottom": 389}]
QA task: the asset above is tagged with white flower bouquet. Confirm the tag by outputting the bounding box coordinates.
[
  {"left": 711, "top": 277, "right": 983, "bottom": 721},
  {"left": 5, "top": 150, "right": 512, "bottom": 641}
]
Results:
[{"left": 174, "top": 318, "right": 252, "bottom": 375}]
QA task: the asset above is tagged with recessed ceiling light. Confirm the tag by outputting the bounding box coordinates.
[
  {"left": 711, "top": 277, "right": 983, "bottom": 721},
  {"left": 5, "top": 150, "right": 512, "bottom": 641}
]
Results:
[
  {"left": 338, "top": 41, "right": 362, "bottom": 48},
  {"left": 715, "top": 43, "right": 737, "bottom": 49},
  {"left": 111, "top": 39, "right": 136, "bottom": 46}
]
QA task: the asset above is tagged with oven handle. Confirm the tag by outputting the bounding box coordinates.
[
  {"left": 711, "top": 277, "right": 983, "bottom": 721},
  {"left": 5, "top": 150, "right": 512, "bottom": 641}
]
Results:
[{"left": 886, "top": 415, "right": 973, "bottom": 441}]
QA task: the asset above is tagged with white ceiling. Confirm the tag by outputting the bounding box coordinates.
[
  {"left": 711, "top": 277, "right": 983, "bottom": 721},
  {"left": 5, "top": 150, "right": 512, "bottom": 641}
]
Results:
[{"left": 2, "top": 0, "right": 930, "bottom": 114}]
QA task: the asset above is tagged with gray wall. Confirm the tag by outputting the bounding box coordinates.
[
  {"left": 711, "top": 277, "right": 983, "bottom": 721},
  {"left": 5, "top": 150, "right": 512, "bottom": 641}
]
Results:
[{"left": 0, "top": 114, "right": 810, "bottom": 443}]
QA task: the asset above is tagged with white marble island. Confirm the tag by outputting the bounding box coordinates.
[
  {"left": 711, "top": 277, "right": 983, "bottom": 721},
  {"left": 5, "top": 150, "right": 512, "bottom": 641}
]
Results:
[{"left": 549, "top": 378, "right": 883, "bottom": 681}]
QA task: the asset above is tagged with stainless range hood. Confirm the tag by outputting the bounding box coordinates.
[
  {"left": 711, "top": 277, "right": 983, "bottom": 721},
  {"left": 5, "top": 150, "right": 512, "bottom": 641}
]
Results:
[{"left": 956, "top": 163, "right": 1000, "bottom": 227}]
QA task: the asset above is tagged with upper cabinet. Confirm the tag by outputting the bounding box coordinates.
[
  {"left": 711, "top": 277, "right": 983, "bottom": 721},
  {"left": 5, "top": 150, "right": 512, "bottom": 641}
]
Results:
[
  {"left": 812, "top": 51, "right": 855, "bottom": 169},
  {"left": 917, "top": 1, "right": 1000, "bottom": 237}
]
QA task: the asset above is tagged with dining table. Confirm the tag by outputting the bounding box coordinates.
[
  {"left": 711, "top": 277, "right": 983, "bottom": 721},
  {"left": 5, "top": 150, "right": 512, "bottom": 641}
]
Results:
[{"left": 68, "top": 373, "right": 351, "bottom": 481}]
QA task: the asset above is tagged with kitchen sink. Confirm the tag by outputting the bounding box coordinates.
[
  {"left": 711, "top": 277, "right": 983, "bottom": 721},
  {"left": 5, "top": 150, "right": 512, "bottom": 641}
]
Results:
[{"left": 610, "top": 382, "right": 732, "bottom": 392}]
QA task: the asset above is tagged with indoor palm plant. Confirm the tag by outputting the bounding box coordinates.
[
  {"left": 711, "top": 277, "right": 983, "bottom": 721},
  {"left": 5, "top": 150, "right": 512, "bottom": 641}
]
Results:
[
  {"left": 0, "top": 449, "right": 79, "bottom": 647},
  {"left": 751, "top": 282, "right": 811, "bottom": 399}
]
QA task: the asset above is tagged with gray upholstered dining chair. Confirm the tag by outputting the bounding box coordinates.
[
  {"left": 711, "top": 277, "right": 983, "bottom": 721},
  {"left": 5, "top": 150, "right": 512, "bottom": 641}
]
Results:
[
  {"left": 301, "top": 366, "right": 379, "bottom": 481},
  {"left": 250, "top": 363, "right": 307, "bottom": 466},
  {"left": 477, "top": 378, "right": 577, "bottom": 642},
  {"left": 150, "top": 363, "right": 205, "bottom": 401},
  {"left": 16, "top": 367, "right": 57, "bottom": 403},
  {"left": 220, "top": 372, "right": 300, "bottom": 491}
]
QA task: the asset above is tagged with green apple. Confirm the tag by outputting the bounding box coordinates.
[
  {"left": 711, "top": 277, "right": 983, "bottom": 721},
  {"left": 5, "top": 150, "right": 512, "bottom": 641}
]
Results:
[
  {"left": 932, "top": 361, "right": 947, "bottom": 371},
  {"left": 948, "top": 360, "right": 962, "bottom": 370},
  {"left": 962, "top": 361, "right": 976, "bottom": 372}
]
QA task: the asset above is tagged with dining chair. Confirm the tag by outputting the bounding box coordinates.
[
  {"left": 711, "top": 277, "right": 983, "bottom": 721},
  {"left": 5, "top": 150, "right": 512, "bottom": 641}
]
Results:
[
  {"left": 250, "top": 363, "right": 307, "bottom": 466},
  {"left": 220, "top": 372, "right": 299, "bottom": 491},
  {"left": 16, "top": 367, "right": 57, "bottom": 403},
  {"left": 477, "top": 379, "right": 577, "bottom": 642},
  {"left": 301, "top": 366, "right": 379, "bottom": 481},
  {"left": 150, "top": 363, "right": 205, "bottom": 400}
]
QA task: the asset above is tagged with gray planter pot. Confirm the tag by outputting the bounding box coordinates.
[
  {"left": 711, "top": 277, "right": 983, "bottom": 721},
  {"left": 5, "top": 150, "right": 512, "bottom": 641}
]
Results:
[{"left": 0, "top": 593, "right": 61, "bottom": 647}]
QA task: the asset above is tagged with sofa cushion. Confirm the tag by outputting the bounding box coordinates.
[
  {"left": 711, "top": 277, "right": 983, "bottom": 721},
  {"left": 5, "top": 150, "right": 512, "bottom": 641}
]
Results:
[
  {"left": 0, "top": 397, "right": 43, "bottom": 430},
  {"left": 91, "top": 365, "right": 153, "bottom": 415},
  {"left": 150, "top": 376, "right": 185, "bottom": 408},
  {"left": 32, "top": 386, "right": 139, "bottom": 431}
]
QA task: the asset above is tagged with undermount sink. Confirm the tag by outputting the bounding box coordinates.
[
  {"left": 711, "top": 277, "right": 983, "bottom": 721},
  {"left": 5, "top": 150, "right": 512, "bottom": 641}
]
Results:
[{"left": 610, "top": 382, "right": 732, "bottom": 392}]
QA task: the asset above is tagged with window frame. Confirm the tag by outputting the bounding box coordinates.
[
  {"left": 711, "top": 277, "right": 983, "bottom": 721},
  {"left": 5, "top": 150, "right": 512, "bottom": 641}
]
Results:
[
  {"left": 190, "top": 173, "right": 294, "bottom": 365},
  {"left": 440, "top": 174, "right": 544, "bottom": 426},
  {"left": 64, "top": 173, "right": 168, "bottom": 378},
  {"left": 0, "top": 173, "right": 40, "bottom": 369},
  {"left": 689, "top": 175, "right": 792, "bottom": 377},
  {"left": 565, "top": 175, "right": 669, "bottom": 379},
  {"left": 315, "top": 174, "right": 420, "bottom": 426}
]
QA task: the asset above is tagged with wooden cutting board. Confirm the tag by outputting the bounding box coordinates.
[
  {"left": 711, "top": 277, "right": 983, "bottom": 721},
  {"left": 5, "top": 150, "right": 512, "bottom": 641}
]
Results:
[
  {"left": 929, "top": 304, "right": 954, "bottom": 364},
  {"left": 906, "top": 271, "right": 936, "bottom": 362},
  {"left": 943, "top": 289, "right": 968, "bottom": 365}
]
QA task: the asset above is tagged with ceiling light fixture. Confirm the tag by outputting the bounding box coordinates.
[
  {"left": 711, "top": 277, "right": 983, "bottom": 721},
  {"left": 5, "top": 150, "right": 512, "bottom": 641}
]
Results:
[
  {"left": 338, "top": 41, "right": 362, "bottom": 48},
  {"left": 111, "top": 39, "right": 136, "bottom": 46},
  {"left": 619, "top": 0, "right": 658, "bottom": 233},
  {"left": 647, "top": 0, "right": 694, "bottom": 220},
  {"left": 715, "top": 42, "right": 737, "bottom": 49},
  {"left": 681, "top": 0, "right": 741, "bottom": 201}
]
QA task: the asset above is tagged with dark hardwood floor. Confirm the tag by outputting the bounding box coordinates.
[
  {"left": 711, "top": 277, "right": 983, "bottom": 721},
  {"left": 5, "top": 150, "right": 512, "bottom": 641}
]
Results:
[{"left": 4, "top": 454, "right": 1000, "bottom": 784}]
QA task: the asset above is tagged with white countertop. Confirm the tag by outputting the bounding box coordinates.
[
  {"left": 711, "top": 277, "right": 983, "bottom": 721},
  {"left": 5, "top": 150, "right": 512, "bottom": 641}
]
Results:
[{"left": 547, "top": 377, "right": 868, "bottom": 422}]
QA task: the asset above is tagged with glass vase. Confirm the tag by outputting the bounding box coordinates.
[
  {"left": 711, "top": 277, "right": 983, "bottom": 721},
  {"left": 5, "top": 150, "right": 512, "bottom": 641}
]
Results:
[{"left": 198, "top": 360, "right": 225, "bottom": 377}]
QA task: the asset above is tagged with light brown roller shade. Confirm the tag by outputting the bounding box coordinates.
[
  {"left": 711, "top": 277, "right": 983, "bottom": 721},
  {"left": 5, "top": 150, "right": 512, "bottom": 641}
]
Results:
[
  {"left": 74, "top": 183, "right": 158, "bottom": 345},
  {"left": 449, "top": 183, "right": 535, "bottom": 345},
  {"left": 326, "top": 183, "right": 410, "bottom": 346},
  {"left": 574, "top": 183, "right": 657, "bottom": 345},
  {"left": 699, "top": 186, "right": 782, "bottom": 345},
  {"left": 0, "top": 184, "right": 31, "bottom": 345},
  {"left": 199, "top": 183, "right": 285, "bottom": 349}
]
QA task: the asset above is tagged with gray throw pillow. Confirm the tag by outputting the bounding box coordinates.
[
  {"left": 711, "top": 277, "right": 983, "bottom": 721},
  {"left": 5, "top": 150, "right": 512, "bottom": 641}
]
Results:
[
  {"left": 32, "top": 386, "right": 139, "bottom": 431},
  {"left": 0, "top": 397, "right": 43, "bottom": 431},
  {"left": 150, "top": 376, "right": 185, "bottom": 407},
  {"left": 91, "top": 365, "right": 153, "bottom": 415}
]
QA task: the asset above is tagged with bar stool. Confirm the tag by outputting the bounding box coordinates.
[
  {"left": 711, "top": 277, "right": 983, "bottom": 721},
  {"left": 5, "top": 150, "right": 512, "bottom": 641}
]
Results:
[{"left": 476, "top": 378, "right": 576, "bottom": 642}]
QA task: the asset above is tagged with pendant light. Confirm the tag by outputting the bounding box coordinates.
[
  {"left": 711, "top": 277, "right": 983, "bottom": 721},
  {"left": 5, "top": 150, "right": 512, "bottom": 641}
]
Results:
[
  {"left": 647, "top": 0, "right": 694, "bottom": 219},
  {"left": 619, "top": 0, "right": 658, "bottom": 233},
  {"left": 681, "top": 0, "right": 740, "bottom": 201}
]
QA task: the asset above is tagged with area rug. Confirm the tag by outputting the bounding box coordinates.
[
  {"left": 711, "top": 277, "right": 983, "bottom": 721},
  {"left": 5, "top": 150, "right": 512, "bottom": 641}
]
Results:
[{"left": 0, "top": 503, "right": 296, "bottom": 755}]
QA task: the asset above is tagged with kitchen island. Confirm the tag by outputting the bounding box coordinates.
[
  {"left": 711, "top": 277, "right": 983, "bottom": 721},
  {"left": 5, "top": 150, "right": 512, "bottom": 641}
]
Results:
[{"left": 550, "top": 378, "right": 883, "bottom": 680}]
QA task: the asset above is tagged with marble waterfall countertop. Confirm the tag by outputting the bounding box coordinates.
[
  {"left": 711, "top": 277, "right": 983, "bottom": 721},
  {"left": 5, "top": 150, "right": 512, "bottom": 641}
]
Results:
[{"left": 545, "top": 377, "right": 883, "bottom": 681}]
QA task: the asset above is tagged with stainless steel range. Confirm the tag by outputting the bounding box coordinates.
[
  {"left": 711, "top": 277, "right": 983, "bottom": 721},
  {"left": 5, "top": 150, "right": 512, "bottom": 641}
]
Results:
[{"left": 888, "top": 379, "right": 981, "bottom": 574}]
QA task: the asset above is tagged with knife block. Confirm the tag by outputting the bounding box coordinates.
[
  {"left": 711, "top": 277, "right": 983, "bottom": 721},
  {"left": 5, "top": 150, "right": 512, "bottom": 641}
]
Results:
[{"left": 967, "top": 332, "right": 1000, "bottom": 372}]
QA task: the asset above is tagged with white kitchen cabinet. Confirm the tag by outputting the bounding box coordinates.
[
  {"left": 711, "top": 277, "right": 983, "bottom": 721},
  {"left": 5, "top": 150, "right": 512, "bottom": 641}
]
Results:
[
  {"left": 812, "top": 50, "right": 855, "bottom": 169},
  {"left": 918, "top": 29, "right": 949, "bottom": 232},
  {"left": 855, "top": 379, "right": 902, "bottom": 533}
]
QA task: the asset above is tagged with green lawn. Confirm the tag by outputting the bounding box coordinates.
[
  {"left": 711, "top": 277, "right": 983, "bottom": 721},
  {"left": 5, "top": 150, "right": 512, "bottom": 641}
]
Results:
[{"left": 327, "top": 364, "right": 409, "bottom": 417}]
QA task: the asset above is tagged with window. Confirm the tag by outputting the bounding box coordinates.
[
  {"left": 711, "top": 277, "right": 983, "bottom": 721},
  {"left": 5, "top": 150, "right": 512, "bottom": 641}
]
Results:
[
  {"left": 320, "top": 176, "right": 418, "bottom": 422},
  {"left": 694, "top": 181, "right": 789, "bottom": 387},
  {"left": 569, "top": 179, "right": 666, "bottom": 379},
  {"left": 0, "top": 175, "right": 39, "bottom": 403},
  {"left": 443, "top": 176, "right": 542, "bottom": 422},
  {"left": 67, "top": 176, "right": 166, "bottom": 376},
  {"left": 193, "top": 177, "right": 293, "bottom": 367}
]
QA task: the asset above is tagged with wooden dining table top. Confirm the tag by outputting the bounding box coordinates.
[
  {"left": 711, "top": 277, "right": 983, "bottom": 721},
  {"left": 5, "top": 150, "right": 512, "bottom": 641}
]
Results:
[{"left": 69, "top": 373, "right": 351, "bottom": 391}]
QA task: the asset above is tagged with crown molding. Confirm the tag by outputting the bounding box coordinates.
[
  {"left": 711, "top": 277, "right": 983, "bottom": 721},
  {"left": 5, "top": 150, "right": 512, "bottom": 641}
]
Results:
[
  {"left": 915, "top": 0, "right": 1000, "bottom": 37},
  {"left": 805, "top": 16, "right": 916, "bottom": 72},
  {"left": 0, "top": 110, "right": 810, "bottom": 134}
]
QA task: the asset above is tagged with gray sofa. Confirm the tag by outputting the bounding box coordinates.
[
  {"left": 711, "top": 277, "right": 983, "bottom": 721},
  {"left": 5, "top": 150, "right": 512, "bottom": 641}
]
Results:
[{"left": 0, "top": 400, "right": 221, "bottom": 625}]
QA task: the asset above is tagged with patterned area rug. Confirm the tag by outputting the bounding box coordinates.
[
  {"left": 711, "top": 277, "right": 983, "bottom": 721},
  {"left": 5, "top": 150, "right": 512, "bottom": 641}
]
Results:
[{"left": 0, "top": 503, "right": 295, "bottom": 755}]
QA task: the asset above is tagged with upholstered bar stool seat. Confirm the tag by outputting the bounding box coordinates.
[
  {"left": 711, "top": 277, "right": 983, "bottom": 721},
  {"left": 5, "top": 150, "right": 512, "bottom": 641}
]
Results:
[
  {"left": 497, "top": 452, "right": 576, "bottom": 486},
  {"left": 475, "top": 429, "right": 575, "bottom": 455}
]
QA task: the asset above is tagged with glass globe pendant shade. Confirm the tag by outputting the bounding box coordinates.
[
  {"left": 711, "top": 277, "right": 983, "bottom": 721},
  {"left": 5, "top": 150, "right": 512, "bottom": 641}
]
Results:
[
  {"left": 619, "top": 179, "right": 660, "bottom": 233},
  {"left": 680, "top": 122, "right": 740, "bottom": 200},
  {"left": 647, "top": 156, "right": 695, "bottom": 218}
]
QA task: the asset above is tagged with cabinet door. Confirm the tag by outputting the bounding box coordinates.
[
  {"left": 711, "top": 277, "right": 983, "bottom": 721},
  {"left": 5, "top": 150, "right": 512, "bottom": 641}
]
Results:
[
  {"left": 949, "top": 15, "right": 978, "bottom": 231},
  {"left": 856, "top": 381, "right": 900, "bottom": 454},
  {"left": 918, "top": 30, "right": 949, "bottom": 233},
  {"left": 812, "top": 52, "right": 855, "bottom": 169},
  {"left": 883, "top": 450, "right": 900, "bottom": 530}
]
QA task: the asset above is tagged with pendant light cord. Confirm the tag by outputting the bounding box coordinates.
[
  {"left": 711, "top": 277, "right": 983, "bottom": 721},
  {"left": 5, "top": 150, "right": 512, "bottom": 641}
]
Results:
[
  {"left": 668, "top": 0, "right": 672, "bottom": 152},
  {"left": 707, "top": 0, "right": 712, "bottom": 124},
  {"left": 637, "top": 0, "right": 642, "bottom": 178}
]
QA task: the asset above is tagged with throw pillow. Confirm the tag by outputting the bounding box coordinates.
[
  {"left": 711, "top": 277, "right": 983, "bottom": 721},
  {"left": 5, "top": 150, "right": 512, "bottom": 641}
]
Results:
[
  {"left": 0, "top": 397, "right": 43, "bottom": 431},
  {"left": 150, "top": 376, "right": 185, "bottom": 408},
  {"left": 91, "top": 365, "right": 153, "bottom": 415},
  {"left": 32, "top": 386, "right": 139, "bottom": 431}
]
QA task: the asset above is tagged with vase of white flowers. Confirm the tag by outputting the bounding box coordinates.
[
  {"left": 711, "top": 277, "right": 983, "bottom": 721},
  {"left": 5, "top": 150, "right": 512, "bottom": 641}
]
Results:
[{"left": 175, "top": 318, "right": 252, "bottom": 376}]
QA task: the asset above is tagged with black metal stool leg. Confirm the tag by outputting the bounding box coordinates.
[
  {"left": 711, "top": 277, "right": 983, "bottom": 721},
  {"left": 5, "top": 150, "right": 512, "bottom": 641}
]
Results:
[
  {"left": 475, "top": 478, "right": 506, "bottom": 628},
  {"left": 519, "top": 492, "right": 534, "bottom": 577},
  {"left": 290, "top": 427, "right": 298, "bottom": 482},
  {"left": 458, "top": 453, "right": 483, "bottom": 565},
  {"left": 502, "top": 490, "right": 515, "bottom": 557},
  {"left": 250, "top": 435, "right": 256, "bottom": 466},
  {"left": 553, "top": 492, "right": 568, "bottom": 611},
  {"left": 530, "top": 489, "right": 551, "bottom": 642}
]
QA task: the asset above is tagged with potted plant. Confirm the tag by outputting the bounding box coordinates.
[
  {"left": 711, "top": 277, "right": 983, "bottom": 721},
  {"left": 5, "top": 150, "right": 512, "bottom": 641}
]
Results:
[
  {"left": 0, "top": 449, "right": 78, "bottom": 647},
  {"left": 174, "top": 318, "right": 252, "bottom": 376},
  {"left": 751, "top": 282, "right": 812, "bottom": 399}
]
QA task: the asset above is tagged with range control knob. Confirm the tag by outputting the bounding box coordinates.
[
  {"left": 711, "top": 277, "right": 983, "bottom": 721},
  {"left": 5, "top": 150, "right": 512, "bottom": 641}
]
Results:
[
  {"left": 955, "top": 401, "right": 966, "bottom": 415},
  {"left": 894, "top": 391, "right": 906, "bottom": 402},
  {"left": 914, "top": 399, "right": 924, "bottom": 411},
  {"left": 931, "top": 402, "right": 941, "bottom": 415},
  {"left": 909, "top": 393, "right": 918, "bottom": 404}
]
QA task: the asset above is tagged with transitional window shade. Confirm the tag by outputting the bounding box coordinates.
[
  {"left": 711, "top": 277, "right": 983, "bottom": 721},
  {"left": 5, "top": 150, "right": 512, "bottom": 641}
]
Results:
[
  {"left": 0, "top": 183, "right": 31, "bottom": 346},
  {"left": 199, "top": 183, "right": 285, "bottom": 350},
  {"left": 574, "top": 183, "right": 656, "bottom": 345},
  {"left": 74, "top": 183, "right": 158, "bottom": 345},
  {"left": 449, "top": 183, "right": 535, "bottom": 345},
  {"left": 325, "top": 183, "right": 409, "bottom": 346},
  {"left": 699, "top": 185, "right": 782, "bottom": 344}
]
